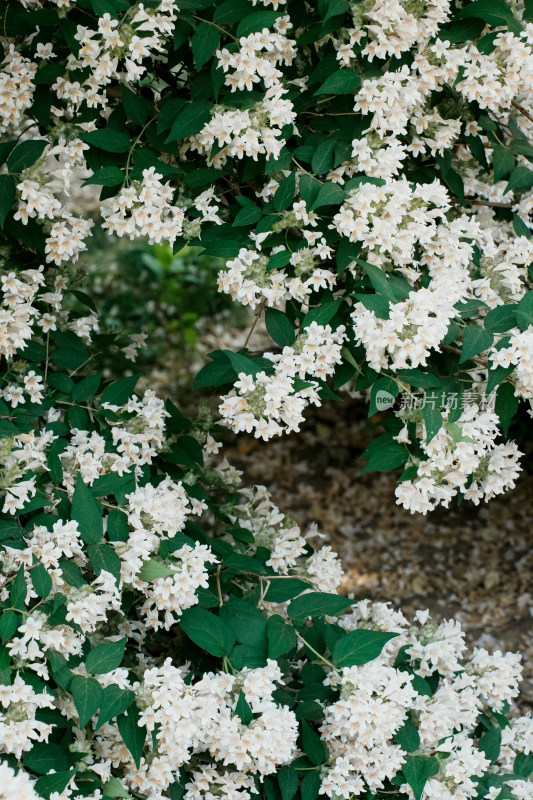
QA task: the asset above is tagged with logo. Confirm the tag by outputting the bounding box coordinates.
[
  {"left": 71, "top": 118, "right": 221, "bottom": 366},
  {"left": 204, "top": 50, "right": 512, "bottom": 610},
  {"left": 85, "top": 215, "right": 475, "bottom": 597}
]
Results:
[{"left": 375, "top": 390, "right": 395, "bottom": 410}]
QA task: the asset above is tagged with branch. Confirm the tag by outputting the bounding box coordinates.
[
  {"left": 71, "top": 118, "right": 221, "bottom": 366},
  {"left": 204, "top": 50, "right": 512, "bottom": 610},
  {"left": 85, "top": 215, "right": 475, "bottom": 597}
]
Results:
[
  {"left": 469, "top": 199, "right": 514, "bottom": 209},
  {"left": 243, "top": 298, "right": 266, "bottom": 349},
  {"left": 511, "top": 99, "right": 533, "bottom": 125}
]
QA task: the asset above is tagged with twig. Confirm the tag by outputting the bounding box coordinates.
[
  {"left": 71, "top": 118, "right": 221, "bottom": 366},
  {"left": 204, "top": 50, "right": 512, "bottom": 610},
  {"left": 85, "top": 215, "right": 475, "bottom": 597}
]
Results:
[
  {"left": 469, "top": 200, "right": 513, "bottom": 209},
  {"left": 243, "top": 298, "right": 266, "bottom": 349},
  {"left": 511, "top": 99, "right": 533, "bottom": 125}
]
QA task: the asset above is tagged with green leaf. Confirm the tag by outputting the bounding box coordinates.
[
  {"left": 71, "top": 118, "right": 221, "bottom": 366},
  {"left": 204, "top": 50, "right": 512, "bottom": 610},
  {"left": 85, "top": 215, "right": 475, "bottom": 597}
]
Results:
[
  {"left": 514, "top": 752, "right": 533, "bottom": 779},
  {"left": 358, "top": 259, "right": 410, "bottom": 303},
  {"left": 315, "top": 69, "right": 360, "bottom": 95},
  {"left": 516, "top": 291, "right": 533, "bottom": 330},
  {"left": 0, "top": 174, "right": 15, "bottom": 227},
  {"left": 233, "top": 204, "right": 262, "bottom": 226},
  {"left": 311, "top": 139, "right": 336, "bottom": 174},
  {"left": 81, "top": 129, "right": 131, "bottom": 153},
  {"left": 192, "top": 22, "right": 220, "bottom": 67},
  {"left": 332, "top": 629, "right": 398, "bottom": 667},
  {"left": 456, "top": 0, "right": 523, "bottom": 33},
  {"left": 214, "top": 0, "right": 254, "bottom": 23},
  {"left": 0, "top": 610, "right": 21, "bottom": 643},
  {"left": 108, "top": 509, "right": 129, "bottom": 542},
  {"left": 195, "top": 355, "right": 236, "bottom": 388},
  {"left": 71, "top": 675, "right": 103, "bottom": 727},
  {"left": 231, "top": 644, "right": 268, "bottom": 669},
  {"left": 263, "top": 578, "right": 310, "bottom": 602},
  {"left": 10, "top": 566, "right": 27, "bottom": 609},
  {"left": 121, "top": 85, "right": 152, "bottom": 126},
  {"left": 300, "top": 173, "right": 322, "bottom": 208},
  {"left": 360, "top": 439, "right": 408, "bottom": 473},
  {"left": 24, "top": 743, "right": 78, "bottom": 775},
  {"left": 300, "top": 770, "right": 321, "bottom": 800},
  {"left": 102, "top": 777, "right": 133, "bottom": 799},
  {"left": 236, "top": 11, "right": 280, "bottom": 35},
  {"left": 310, "top": 182, "right": 345, "bottom": 210},
  {"left": 220, "top": 597, "right": 267, "bottom": 648},
  {"left": 369, "top": 377, "right": 398, "bottom": 416},
  {"left": 513, "top": 213, "right": 531, "bottom": 239},
  {"left": 35, "top": 769, "right": 77, "bottom": 800},
  {"left": 288, "top": 592, "right": 353, "bottom": 624},
  {"left": 180, "top": 607, "right": 235, "bottom": 656},
  {"left": 100, "top": 373, "right": 141, "bottom": 407},
  {"left": 487, "top": 364, "right": 514, "bottom": 394},
  {"left": 235, "top": 691, "right": 253, "bottom": 724},
  {"left": 479, "top": 728, "right": 501, "bottom": 761},
  {"left": 265, "top": 307, "right": 296, "bottom": 347},
  {"left": 31, "top": 563, "right": 52, "bottom": 598},
  {"left": 267, "top": 614, "right": 297, "bottom": 658},
  {"left": 7, "top": 140, "right": 48, "bottom": 172},
  {"left": 83, "top": 166, "right": 124, "bottom": 187},
  {"left": 495, "top": 382, "right": 518, "bottom": 435},
  {"left": 278, "top": 765, "right": 299, "bottom": 800},
  {"left": 87, "top": 637, "right": 127, "bottom": 674},
  {"left": 300, "top": 720, "right": 328, "bottom": 765},
  {"left": 492, "top": 145, "right": 514, "bottom": 183},
  {"left": 96, "top": 685, "right": 135, "bottom": 729},
  {"left": 169, "top": 434, "right": 204, "bottom": 467},
  {"left": 505, "top": 166, "right": 533, "bottom": 194},
  {"left": 72, "top": 474, "right": 103, "bottom": 544},
  {"left": 396, "top": 369, "right": 443, "bottom": 389},
  {"left": 484, "top": 305, "right": 517, "bottom": 333},
  {"left": 395, "top": 719, "right": 420, "bottom": 752},
  {"left": 138, "top": 558, "right": 175, "bottom": 581},
  {"left": 402, "top": 756, "right": 440, "bottom": 800},
  {"left": 422, "top": 404, "right": 442, "bottom": 443},
  {"left": 72, "top": 374, "right": 101, "bottom": 402},
  {"left": 117, "top": 702, "right": 146, "bottom": 768},
  {"left": 303, "top": 300, "right": 342, "bottom": 328},
  {"left": 87, "top": 543, "right": 122, "bottom": 582},
  {"left": 165, "top": 100, "right": 213, "bottom": 142},
  {"left": 460, "top": 324, "right": 494, "bottom": 363},
  {"left": 273, "top": 171, "right": 296, "bottom": 211}
]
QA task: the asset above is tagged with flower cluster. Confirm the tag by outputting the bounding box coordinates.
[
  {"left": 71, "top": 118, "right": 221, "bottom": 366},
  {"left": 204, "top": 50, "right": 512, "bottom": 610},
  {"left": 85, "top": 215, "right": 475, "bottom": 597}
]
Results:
[
  {"left": 0, "top": 47, "right": 36, "bottom": 134},
  {"left": 188, "top": 88, "right": 296, "bottom": 166},
  {"left": 231, "top": 484, "right": 344, "bottom": 591},
  {"left": 216, "top": 25, "right": 296, "bottom": 91},
  {"left": 101, "top": 168, "right": 222, "bottom": 247},
  {"left": 490, "top": 327, "right": 533, "bottom": 400},
  {"left": 56, "top": 0, "right": 178, "bottom": 110},
  {"left": 394, "top": 406, "right": 523, "bottom": 513},
  {"left": 219, "top": 323, "right": 345, "bottom": 439}
]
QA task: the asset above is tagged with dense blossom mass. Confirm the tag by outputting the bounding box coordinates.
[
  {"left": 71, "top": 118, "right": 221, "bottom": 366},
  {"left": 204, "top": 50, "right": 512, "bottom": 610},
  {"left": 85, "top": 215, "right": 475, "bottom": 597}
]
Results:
[
  {"left": 1, "top": 0, "right": 533, "bottom": 799},
  {"left": 2, "top": 0, "right": 533, "bottom": 517}
]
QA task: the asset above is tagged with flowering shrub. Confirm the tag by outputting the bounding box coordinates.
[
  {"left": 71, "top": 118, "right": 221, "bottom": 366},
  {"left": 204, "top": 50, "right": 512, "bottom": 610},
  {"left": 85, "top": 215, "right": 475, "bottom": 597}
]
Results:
[
  {"left": 0, "top": 268, "right": 531, "bottom": 800},
  {"left": 2, "top": 0, "right": 533, "bottom": 514},
  {"left": 1, "top": 2, "right": 533, "bottom": 798}
]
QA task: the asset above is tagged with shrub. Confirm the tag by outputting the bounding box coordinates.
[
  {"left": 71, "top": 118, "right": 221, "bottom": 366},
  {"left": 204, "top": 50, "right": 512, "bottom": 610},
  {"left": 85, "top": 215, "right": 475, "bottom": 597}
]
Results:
[
  {"left": 0, "top": 269, "right": 531, "bottom": 800},
  {"left": 2, "top": 0, "right": 533, "bottom": 513},
  {"left": 1, "top": 2, "right": 533, "bottom": 799}
]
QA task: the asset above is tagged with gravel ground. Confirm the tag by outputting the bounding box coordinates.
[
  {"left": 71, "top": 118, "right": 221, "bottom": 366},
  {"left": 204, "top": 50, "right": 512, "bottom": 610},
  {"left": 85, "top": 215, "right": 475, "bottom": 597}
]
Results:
[{"left": 224, "top": 397, "right": 533, "bottom": 709}]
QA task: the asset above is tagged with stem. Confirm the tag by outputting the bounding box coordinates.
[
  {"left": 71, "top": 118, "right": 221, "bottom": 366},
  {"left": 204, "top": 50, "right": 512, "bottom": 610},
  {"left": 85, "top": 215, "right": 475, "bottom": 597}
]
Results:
[
  {"left": 125, "top": 115, "right": 157, "bottom": 181},
  {"left": 216, "top": 564, "right": 223, "bottom": 607},
  {"left": 44, "top": 332, "right": 50, "bottom": 383},
  {"left": 292, "top": 157, "right": 324, "bottom": 183},
  {"left": 193, "top": 15, "right": 238, "bottom": 42},
  {"left": 295, "top": 631, "right": 337, "bottom": 671},
  {"left": 468, "top": 200, "right": 513, "bottom": 209},
  {"left": 511, "top": 99, "right": 533, "bottom": 125},
  {"left": 303, "top": 111, "right": 359, "bottom": 117},
  {"left": 243, "top": 298, "right": 266, "bottom": 349}
]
